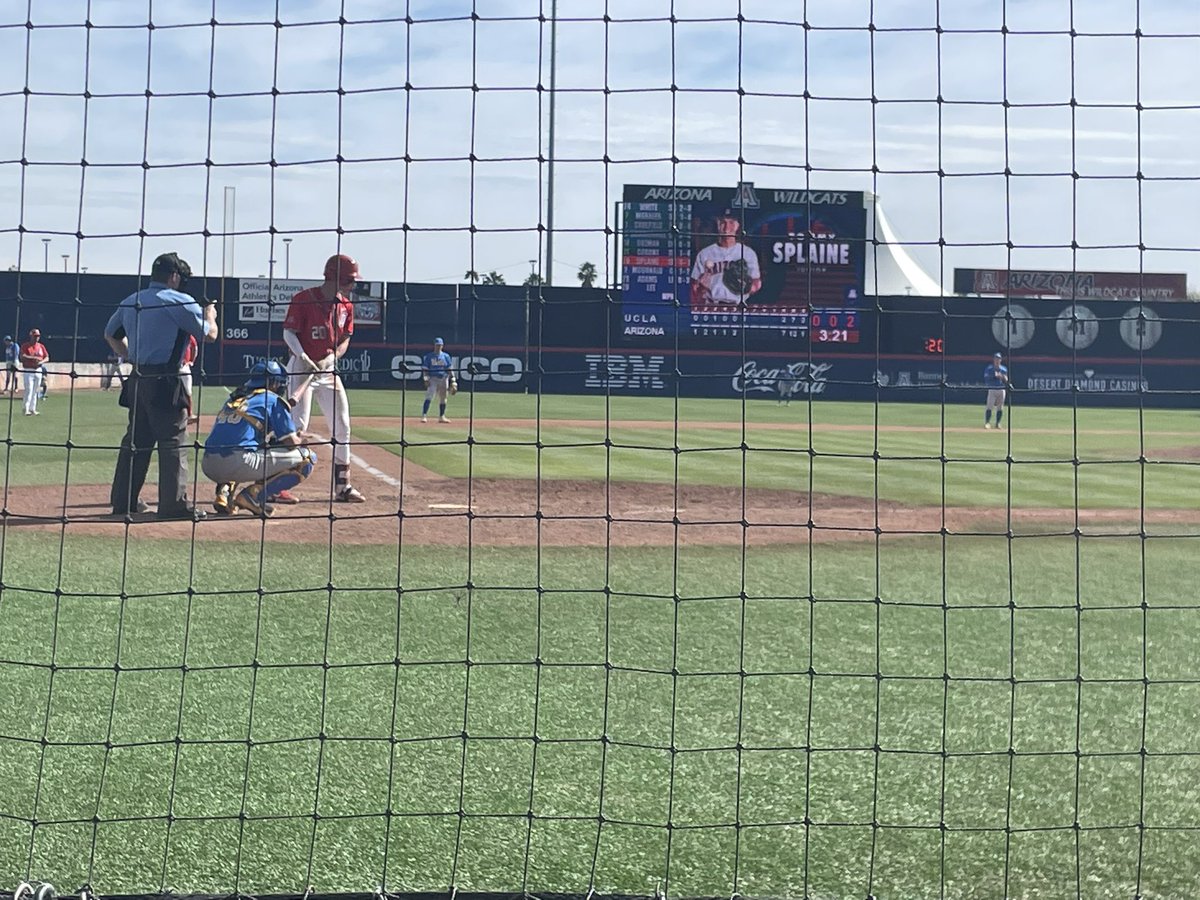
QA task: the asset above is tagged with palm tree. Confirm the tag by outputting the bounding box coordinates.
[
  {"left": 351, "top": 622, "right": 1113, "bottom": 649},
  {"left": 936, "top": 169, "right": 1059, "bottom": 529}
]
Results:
[
  {"left": 577, "top": 261, "right": 598, "bottom": 288},
  {"left": 481, "top": 271, "right": 506, "bottom": 285},
  {"left": 523, "top": 272, "right": 546, "bottom": 288},
  {"left": 464, "top": 269, "right": 480, "bottom": 283}
]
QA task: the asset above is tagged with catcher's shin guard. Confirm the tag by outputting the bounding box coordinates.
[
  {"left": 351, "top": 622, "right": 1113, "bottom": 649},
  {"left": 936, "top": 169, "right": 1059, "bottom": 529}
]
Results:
[{"left": 260, "top": 448, "right": 316, "bottom": 501}]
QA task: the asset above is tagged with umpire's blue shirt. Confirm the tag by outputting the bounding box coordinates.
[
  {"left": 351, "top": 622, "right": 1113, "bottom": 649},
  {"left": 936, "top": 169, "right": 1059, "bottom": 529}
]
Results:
[{"left": 104, "top": 282, "right": 209, "bottom": 365}]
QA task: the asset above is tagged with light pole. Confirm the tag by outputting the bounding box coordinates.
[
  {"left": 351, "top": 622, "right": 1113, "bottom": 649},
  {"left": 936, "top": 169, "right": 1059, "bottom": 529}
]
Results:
[
  {"left": 545, "top": 0, "right": 558, "bottom": 285},
  {"left": 61, "top": 254, "right": 69, "bottom": 272},
  {"left": 222, "top": 186, "right": 236, "bottom": 279},
  {"left": 41, "top": 238, "right": 50, "bottom": 272},
  {"left": 282, "top": 238, "right": 292, "bottom": 278}
]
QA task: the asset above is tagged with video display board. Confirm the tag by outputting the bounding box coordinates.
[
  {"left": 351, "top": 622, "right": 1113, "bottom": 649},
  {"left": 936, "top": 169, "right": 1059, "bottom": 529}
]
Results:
[{"left": 620, "top": 182, "right": 868, "bottom": 347}]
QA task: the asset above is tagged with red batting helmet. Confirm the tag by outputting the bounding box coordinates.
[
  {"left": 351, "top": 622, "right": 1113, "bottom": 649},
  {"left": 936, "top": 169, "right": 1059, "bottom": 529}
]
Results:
[{"left": 324, "top": 253, "right": 359, "bottom": 285}]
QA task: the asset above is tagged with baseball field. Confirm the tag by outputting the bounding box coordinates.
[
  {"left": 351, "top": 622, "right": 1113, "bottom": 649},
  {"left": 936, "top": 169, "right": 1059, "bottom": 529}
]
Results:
[{"left": 2, "top": 388, "right": 1199, "bottom": 899}]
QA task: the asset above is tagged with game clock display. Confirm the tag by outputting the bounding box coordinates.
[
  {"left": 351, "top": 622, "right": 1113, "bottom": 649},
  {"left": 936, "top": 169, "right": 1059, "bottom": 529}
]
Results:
[
  {"left": 809, "top": 309, "right": 860, "bottom": 344},
  {"left": 923, "top": 336, "right": 944, "bottom": 354}
]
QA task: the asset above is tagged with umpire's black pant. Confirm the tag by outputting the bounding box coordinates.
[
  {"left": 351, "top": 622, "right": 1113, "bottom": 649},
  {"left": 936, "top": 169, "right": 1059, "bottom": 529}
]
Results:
[{"left": 110, "top": 371, "right": 190, "bottom": 515}]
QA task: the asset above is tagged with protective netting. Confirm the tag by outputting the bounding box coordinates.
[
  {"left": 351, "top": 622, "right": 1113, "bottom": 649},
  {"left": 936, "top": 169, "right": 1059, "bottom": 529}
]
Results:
[{"left": 2, "top": 3, "right": 1200, "bottom": 900}]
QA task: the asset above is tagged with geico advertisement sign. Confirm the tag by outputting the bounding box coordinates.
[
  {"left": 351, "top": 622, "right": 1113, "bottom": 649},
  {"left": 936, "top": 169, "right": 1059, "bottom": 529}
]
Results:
[{"left": 390, "top": 355, "right": 523, "bottom": 382}]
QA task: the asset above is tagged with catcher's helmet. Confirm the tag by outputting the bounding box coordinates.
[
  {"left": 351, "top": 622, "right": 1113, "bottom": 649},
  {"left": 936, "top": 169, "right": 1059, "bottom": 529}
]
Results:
[
  {"left": 245, "top": 359, "right": 287, "bottom": 396},
  {"left": 324, "top": 253, "right": 359, "bottom": 285}
]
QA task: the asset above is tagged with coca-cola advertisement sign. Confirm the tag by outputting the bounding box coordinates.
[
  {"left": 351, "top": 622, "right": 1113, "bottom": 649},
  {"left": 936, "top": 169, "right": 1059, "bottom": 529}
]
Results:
[{"left": 732, "top": 360, "right": 832, "bottom": 396}]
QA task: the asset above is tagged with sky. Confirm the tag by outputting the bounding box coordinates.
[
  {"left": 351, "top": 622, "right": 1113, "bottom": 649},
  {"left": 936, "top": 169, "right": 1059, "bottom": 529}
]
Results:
[{"left": 0, "top": 0, "right": 1197, "bottom": 293}]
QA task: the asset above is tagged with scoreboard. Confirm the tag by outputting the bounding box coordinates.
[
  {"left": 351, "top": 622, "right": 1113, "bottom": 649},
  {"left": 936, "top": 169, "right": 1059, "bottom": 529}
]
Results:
[{"left": 620, "top": 182, "right": 868, "bottom": 348}]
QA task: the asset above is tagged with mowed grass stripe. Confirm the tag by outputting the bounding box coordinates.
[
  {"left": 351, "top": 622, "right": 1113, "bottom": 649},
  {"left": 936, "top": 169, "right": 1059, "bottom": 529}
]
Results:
[{"left": 4, "top": 392, "right": 1199, "bottom": 509}]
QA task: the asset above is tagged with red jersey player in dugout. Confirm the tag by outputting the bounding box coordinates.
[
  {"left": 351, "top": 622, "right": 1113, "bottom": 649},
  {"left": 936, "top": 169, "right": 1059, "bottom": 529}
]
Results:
[{"left": 281, "top": 253, "right": 366, "bottom": 503}]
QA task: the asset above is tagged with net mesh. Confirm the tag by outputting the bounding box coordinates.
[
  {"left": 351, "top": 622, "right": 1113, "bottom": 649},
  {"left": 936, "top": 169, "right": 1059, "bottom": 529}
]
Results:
[{"left": 1, "top": 3, "right": 1199, "bottom": 899}]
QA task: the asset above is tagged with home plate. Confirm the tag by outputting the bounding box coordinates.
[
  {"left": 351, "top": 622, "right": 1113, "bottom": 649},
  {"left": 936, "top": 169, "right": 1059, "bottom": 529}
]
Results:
[{"left": 429, "top": 503, "right": 470, "bottom": 510}]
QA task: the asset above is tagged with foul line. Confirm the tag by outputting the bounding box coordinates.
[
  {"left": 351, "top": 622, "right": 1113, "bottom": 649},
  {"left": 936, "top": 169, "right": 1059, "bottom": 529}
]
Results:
[{"left": 350, "top": 451, "right": 403, "bottom": 490}]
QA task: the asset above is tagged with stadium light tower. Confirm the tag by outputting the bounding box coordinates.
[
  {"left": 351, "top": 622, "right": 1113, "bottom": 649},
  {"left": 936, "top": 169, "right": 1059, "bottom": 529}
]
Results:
[
  {"left": 282, "top": 237, "right": 292, "bottom": 278},
  {"left": 62, "top": 254, "right": 69, "bottom": 272},
  {"left": 41, "top": 238, "right": 50, "bottom": 272}
]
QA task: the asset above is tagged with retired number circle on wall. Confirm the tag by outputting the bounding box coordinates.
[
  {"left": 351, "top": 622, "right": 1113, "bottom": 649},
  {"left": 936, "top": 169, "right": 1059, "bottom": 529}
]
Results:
[
  {"left": 1119, "top": 306, "right": 1163, "bottom": 351},
  {"left": 1055, "top": 304, "right": 1099, "bottom": 350},
  {"left": 991, "top": 303, "right": 1035, "bottom": 350}
]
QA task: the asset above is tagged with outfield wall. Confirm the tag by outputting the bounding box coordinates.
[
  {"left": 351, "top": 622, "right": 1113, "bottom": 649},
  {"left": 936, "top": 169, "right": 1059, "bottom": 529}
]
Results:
[{"left": 2, "top": 272, "right": 1198, "bottom": 408}]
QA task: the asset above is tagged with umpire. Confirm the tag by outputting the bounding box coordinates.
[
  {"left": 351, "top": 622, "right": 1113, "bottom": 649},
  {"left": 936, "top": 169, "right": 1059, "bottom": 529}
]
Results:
[{"left": 105, "top": 252, "right": 218, "bottom": 520}]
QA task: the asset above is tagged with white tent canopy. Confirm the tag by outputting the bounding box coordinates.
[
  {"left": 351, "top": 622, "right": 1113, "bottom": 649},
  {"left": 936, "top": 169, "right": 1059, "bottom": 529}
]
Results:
[{"left": 865, "top": 193, "right": 944, "bottom": 297}]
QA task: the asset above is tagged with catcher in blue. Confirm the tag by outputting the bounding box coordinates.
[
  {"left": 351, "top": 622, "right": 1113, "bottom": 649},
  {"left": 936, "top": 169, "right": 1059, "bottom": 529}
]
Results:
[
  {"left": 983, "top": 351, "right": 1009, "bottom": 429},
  {"left": 202, "top": 360, "right": 317, "bottom": 516},
  {"left": 419, "top": 336, "right": 457, "bottom": 423}
]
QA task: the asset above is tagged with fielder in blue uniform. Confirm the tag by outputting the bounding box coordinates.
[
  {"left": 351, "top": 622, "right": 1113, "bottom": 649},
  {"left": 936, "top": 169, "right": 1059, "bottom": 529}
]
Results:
[
  {"left": 420, "top": 337, "right": 457, "bottom": 423},
  {"left": 202, "top": 360, "right": 317, "bottom": 516},
  {"left": 983, "top": 352, "right": 1009, "bottom": 429}
]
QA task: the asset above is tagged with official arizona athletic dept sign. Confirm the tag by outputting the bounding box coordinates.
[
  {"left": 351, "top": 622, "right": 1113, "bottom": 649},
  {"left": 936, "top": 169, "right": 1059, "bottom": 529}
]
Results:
[
  {"left": 955, "top": 268, "right": 1188, "bottom": 301},
  {"left": 620, "top": 182, "right": 867, "bottom": 346}
]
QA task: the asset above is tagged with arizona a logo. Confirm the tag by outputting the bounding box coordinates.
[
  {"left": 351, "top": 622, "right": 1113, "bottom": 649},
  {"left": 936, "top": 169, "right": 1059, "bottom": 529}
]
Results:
[{"left": 731, "top": 181, "right": 760, "bottom": 209}]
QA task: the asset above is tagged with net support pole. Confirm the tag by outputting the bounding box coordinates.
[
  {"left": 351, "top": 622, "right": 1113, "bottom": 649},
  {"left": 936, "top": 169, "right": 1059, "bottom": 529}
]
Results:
[{"left": 545, "top": 0, "right": 558, "bottom": 285}]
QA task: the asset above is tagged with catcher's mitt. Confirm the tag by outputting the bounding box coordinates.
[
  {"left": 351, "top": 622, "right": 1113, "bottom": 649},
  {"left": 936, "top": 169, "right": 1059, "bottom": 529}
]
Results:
[
  {"left": 449, "top": 381, "right": 459, "bottom": 396},
  {"left": 722, "top": 258, "right": 753, "bottom": 295}
]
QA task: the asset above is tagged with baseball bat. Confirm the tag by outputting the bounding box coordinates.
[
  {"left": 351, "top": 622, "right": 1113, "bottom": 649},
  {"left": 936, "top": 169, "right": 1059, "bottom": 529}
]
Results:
[{"left": 288, "top": 370, "right": 320, "bottom": 405}]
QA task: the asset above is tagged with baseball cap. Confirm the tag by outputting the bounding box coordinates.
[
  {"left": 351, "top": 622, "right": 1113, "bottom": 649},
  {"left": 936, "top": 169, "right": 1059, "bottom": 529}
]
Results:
[
  {"left": 993, "top": 352, "right": 1003, "bottom": 358},
  {"left": 717, "top": 208, "right": 738, "bottom": 217},
  {"left": 152, "top": 252, "right": 192, "bottom": 285},
  {"left": 434, "top": 337, "right": 444, "bottom": 345},
  {"left": 3, "top": 335, "right": 9, "bottom": 341}
]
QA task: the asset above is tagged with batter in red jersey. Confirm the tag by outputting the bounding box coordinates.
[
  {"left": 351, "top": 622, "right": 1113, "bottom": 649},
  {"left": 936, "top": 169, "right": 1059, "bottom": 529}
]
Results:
[{"left": 281, "top": 253, "right": 365, "bottom": 502}]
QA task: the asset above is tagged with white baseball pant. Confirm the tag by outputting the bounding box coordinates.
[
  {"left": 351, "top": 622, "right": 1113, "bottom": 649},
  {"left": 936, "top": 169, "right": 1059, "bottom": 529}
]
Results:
[
  {"left": 424, "top": 375, "right": 451, "bottom": 405},
  {"left": 22, "top": 370, "right": 42, "bottom": 414},
  {"left": 288, "top": 359, "right": 352, "bottom": 467},
  {"left": 986, "top": 388, "right": 1006, "bottom": 413},
  {"left": 202, "top": 445, "right": 311, "bottom": 486}
]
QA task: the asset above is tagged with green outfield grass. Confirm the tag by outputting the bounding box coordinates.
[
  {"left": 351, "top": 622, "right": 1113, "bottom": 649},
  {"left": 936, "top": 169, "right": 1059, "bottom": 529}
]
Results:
[
  {"left": 2, "top": 390, "right": 1199, "bottom": 898},
  {"left": 3, "top": 390, "right": 1199, "bottom": 510}
]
